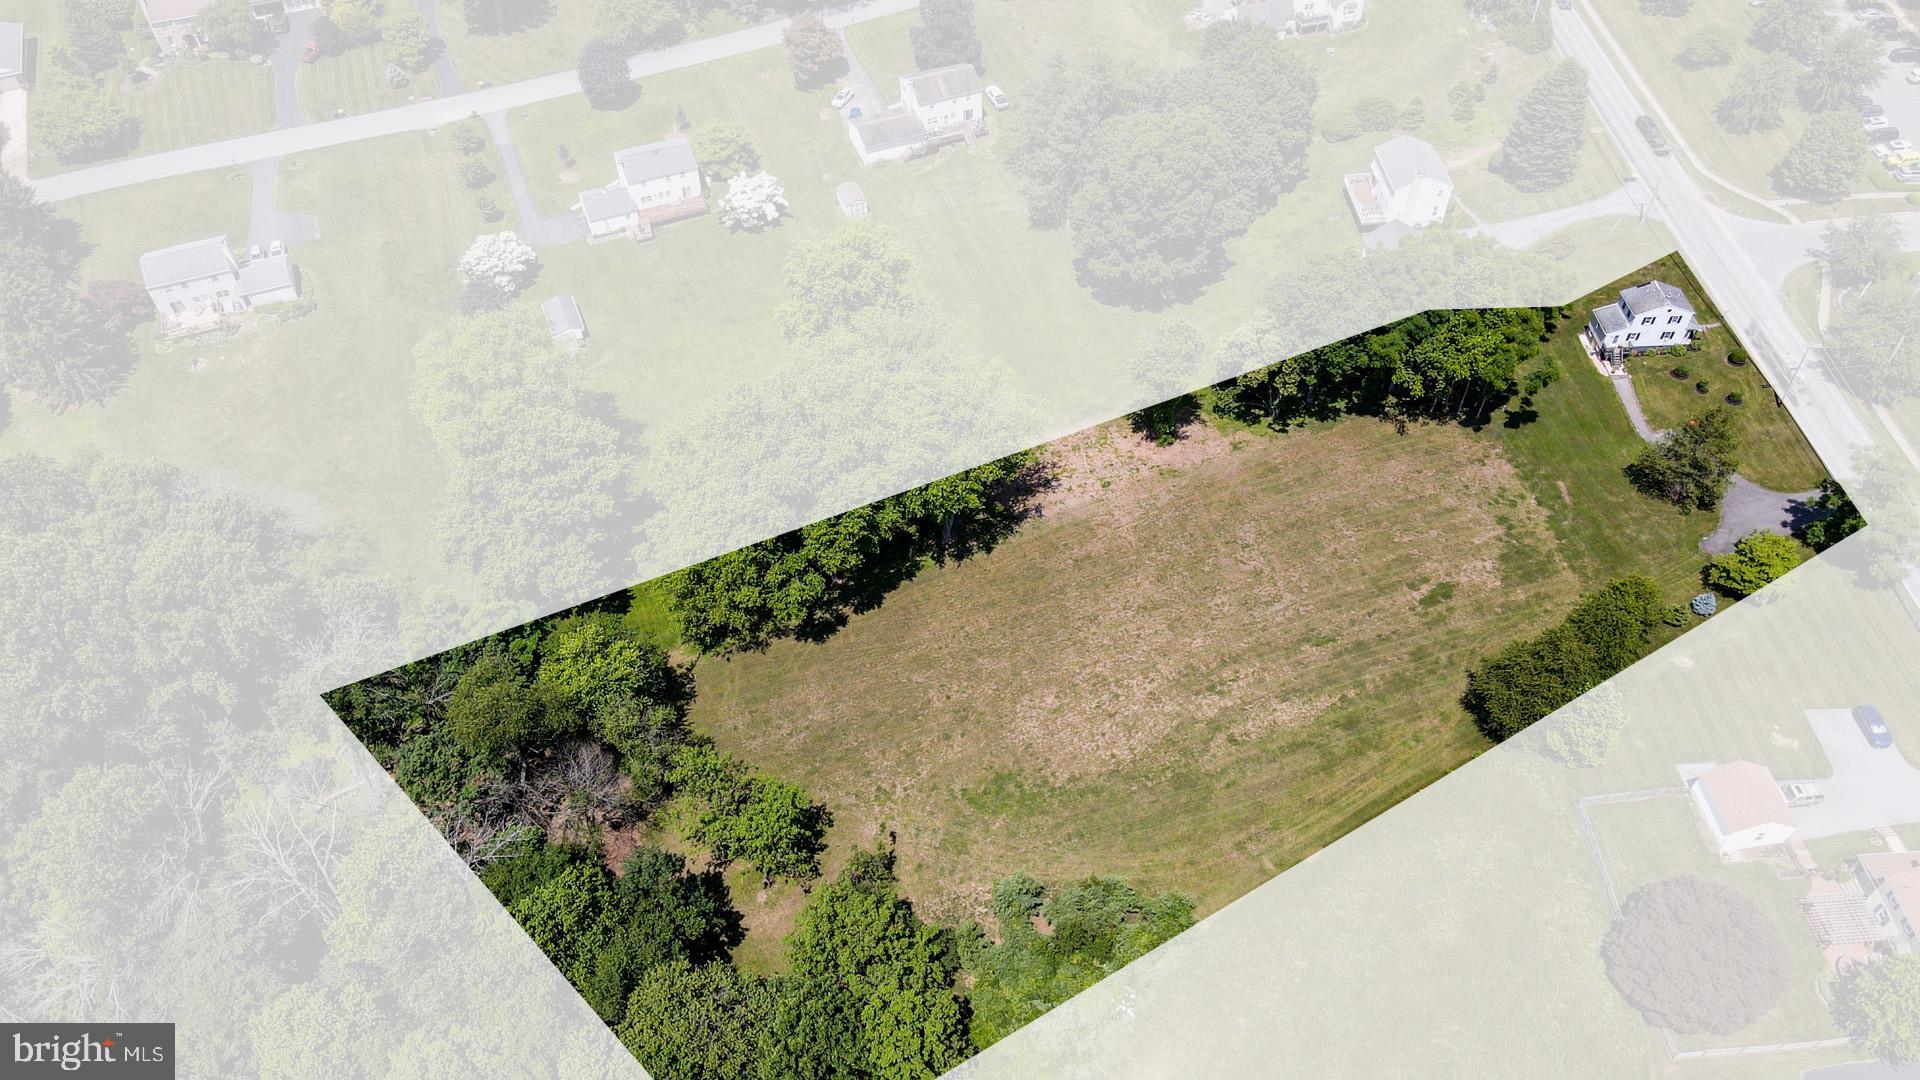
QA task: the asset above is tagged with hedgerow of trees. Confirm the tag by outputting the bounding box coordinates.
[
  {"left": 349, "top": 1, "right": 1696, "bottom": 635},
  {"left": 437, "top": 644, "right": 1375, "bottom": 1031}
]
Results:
[{"left": 1464, "top": 576, "right": 1662, "bottom": 740}]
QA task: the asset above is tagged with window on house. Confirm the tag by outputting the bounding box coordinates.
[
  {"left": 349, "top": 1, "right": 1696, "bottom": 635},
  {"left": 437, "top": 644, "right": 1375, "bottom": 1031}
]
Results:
[
  {"left": 1668, "top": 315, "right": 1683, "bottom": 323},
  {"left": 1660, "top": 332, "right": 1675, "bottom": 340},
  {"left": 169, "top": 301, "right": 184, "bottom": 314},
  {"left": 1627, "top": 333, "right": 1640, "bottom": 342},
  {"left": 1640, "top": 316, "right": 1655, "bottom": 325}
]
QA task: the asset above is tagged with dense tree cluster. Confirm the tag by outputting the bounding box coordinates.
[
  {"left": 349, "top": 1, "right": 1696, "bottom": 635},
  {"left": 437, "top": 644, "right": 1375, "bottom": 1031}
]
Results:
[
  {"left": 1797, "top": 478, "right": 1865, "bottom": 552},
  {"left": 911, "top": 0, "right": 982, "bottom": 70},
  {"left": 1773, "top": 111, "right": 1865, "bottom": 202},
  {"left": 0, "top": 173, "right": 136, "bottom": 410},
  {"left": 1492, "top": 60, "right": 1589, "bottom": 193},
  {"left": 1602, "top": 876, "right": 1788, "bottom": 1035},
  {"left": 1211, "top": 307, "right": 1551, "bottom": 429},
  {"left": 1464, "top": 576, "right": 1663, "bottom": 740},
  {"left": 960, "top": 873, "right": 1195, "bottom": 1048},
  {"left": 664, "top": 450, "right": 1037, "bottom": 654},
  {"left": 1703, "top": 531, "right": 1805, "bottom": 597},
  {"left": 1007, "top": 27, "right": 1317, "bottom": 301},
  {"left": 1626, "top": 406, "right": 1741, "bottom": 512},
  {"left": 1832, "top": 955, "right": 1920, "bottom": 1066}
]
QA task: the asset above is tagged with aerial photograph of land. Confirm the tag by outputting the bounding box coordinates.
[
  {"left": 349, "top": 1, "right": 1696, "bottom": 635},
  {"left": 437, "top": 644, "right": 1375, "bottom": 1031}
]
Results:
[{"left": 5, "top": 0, "right": 1920, "bottom": 1075}]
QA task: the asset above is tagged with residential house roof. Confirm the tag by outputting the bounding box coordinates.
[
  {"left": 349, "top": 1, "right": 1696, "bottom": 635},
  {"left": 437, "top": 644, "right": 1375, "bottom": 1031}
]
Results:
[
  {"left": 1234, "top": 0, "right": 1293, "bottom": 27},
  {"left": 236, "top": 254, "right": 294, "bottom": 297},
  {"left": 1373, "top": 135, "right": 1450, "bottom": 192},
  {"left": 614, "top": 139, "right": 699, "bottom": 187},
  {"left": 577, "top": 184, "right": 637, "bottom": 224},
  {"left": 901, "top": 63, "right": 982, "bottom": 105},
  {"left": 139, "top": 0, "right": 211, "bottom": 24},
  {"left": 139, "top": 236, "right": 238, "bottom": 290},
  {"left": 1621, "top": 280, "right": 1694, "bottom": 317},
  {"left": 541, "top": 295, "right": 586, "bottom": 339},
  {"left": 1858, "top": 852, "right": 1920, "bottom": 914},
  {"left": 850, "top": 109, "right": 927, "bottom": 153},
  {"left": 1693, "top": 761, "right": 1793, "bottom": 836},
  {"left": 1591, "top": 303, "right": 1629, "bottom": 335},
  {"left": 0, "top": 22, "right": 24, "bottom": 79}
]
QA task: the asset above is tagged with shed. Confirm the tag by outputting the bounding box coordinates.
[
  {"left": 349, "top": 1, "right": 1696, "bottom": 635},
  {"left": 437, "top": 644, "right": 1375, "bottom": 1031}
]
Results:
[
  {"left": 542, "top": 295, "right": 587, "bottom": 342},
  {"left": 835, "top": 181, "right": 870, "bottom": 220}
]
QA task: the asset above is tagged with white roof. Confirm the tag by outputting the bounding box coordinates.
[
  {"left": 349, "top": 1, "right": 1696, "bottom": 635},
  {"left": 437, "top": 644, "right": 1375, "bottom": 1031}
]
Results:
[
  {"left": 236, "top": 254, "right": 295, "bottom": 297},
  {"left": 0, "top": 22, "right": 23, "bottom": 79},
  {"left": 541, "top": 295, "right": 585, "bottom": 337},
  {"left": 614, "top": 139, "right": 699, "bottom": 186},
  {"left": 901, "top": 64, "right": 983, "bottom": 104},
  {"left": 139, "top": 236, "right": 237, "bottom": 289}
]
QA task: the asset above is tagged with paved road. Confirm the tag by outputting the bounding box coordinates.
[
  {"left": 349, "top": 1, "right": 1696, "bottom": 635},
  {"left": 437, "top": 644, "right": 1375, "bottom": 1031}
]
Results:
[
  {"left": 33, "top": 0, "right": 921, "bottom": 202},
  {"left": 1558, "top": 1, "right": 1875, "bottom": 484},
  {"left": 1788, "top": 709, "right": 1920, "bottom": 839}
]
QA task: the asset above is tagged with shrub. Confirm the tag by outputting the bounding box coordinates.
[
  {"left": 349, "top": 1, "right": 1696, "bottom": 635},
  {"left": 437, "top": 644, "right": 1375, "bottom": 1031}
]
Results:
[
  {"left": 1353, "top": 96, "right": 1397, "bottom": 131},
  {"left": 1627, "top": 407, "right": 1740, "bottom": 512},
  {"left": 1671, "top": 365, "right": 1690, "bottom": 379},
  {"left": 1725, "top": 390, "right": 1744, "bottom": 405},
  {"left": 458, "top": 158, "right": 495, "bottom": 188},
  {"left": 1727, "top": 348, "right": 1749, "bottom": 366},
  {"left": 1320, "top": 115, "right": 1359, "bottom": 142},
  {"left": 1661, "top": 604, "right": 1690, "bottom": 627},
  {"left": 1695, "top": 379, "right": 1710, "bottom": 394},
  {"left": 451, "top": 123, "right": 486, "bottom": 155},
  {"left": 1691, "top": 592, "right": 1717, "bottom": 616},
  {"left": 1705, "top": 531, "right": 1806, "bottom": 596},
  {"left": 475, "top": 191, "right": 504, "bottom": 222}
]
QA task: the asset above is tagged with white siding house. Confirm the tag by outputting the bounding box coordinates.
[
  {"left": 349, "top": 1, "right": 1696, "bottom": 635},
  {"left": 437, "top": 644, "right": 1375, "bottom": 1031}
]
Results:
[
  {"left": 1343, "top": 135, "right": 1453, "bottom": 237},
  {"left": 574, "top": 138, "right": 706, "bottom": 242},
  {"left": 139, "top": 236, "right": 299, "bottom": 331},
  {"left": 1854, "top": 853, "right": 1920, "bottom": 952},
  {"left": 1688, "top": 761, "right": 1797, "bottom": 857},
  {"left": 1587, "top": 280, "right": 1699, "bottom": 368},
  {"left": 846, "top": 65, "right": 988, "bottom": 166}
]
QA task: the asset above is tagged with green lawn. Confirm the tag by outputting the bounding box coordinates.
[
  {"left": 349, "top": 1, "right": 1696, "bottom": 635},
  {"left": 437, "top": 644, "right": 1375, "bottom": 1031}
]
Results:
[
  {"left": 298, "top": 45, "right": 442, "bottom": 120},
  {"left": 28, "top": 57, "right": 275, "bottom": 172},
  {"left": 1616, "top": 258, "right": 1828, "bottom": 492},
  {"left": 1586, "top": 795, "right": 1840, "bottom": 1051},
  {"left": 432, "top": 0, "right": 602, "bottom": 86}
]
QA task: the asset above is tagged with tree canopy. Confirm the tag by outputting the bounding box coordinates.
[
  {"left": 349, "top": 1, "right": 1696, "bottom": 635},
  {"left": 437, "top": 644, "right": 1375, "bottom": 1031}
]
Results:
[
  {"left": 1626, "top": 406, "right": 1741, "bottom": 512},
  {"left": 1493, "top": 61, "right": 1588, "bottom": 192},
  {"left": 1833, "top": 955, "right": 1920, "bottom": 1066},
  {"left": 1603, "top": 876, "right": 1788, "bottom": 1035}
]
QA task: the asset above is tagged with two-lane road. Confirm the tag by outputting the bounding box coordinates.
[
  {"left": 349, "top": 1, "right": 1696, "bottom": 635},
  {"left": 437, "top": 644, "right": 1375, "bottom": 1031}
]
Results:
[{"left": 32, "top": 0, "right": 921, "bottom": 203}]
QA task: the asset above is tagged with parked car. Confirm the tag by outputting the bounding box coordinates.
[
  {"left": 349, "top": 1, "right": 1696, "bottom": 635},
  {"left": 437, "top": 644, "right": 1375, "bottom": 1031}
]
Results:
[
  {"left": 267, "top": 11, "right": 289, "bottom": 33},
  {"left": 1780, "top": 781, "right": 1825, "bottom": 807},
  {"left": 1877, "top": 138, "right": 1916, "bottom": 154},
  {"left": 1635, "top": 114, "right": 1671, "bottom": 154},
  {"left": 1894, "top": 165, "right": 1920, "bottom": 183},
  {"left": 1853, "top": 6, "right": 1886, "bottom": 19},
  {"left": 1872, "top": 126, "right": 1903, "bottom": 142},
  {"left": 830, "top": 86, "right": 855, "bottom": 110},
  {"left": 1891, "top": 46, "right": 1920, "bottom": 62},
  {"left": 1865, "top": 114, "right": 1891, "bottom": 129},
  {"left": 268, "top": 239, "right": 286, "bottom": 257},
  {"left": 1853, "top": 705, "right": 1895, "bottom": 749},
  {"left": 985, "top": 84, "right": 1009, "bottom": 110},
  {"left": 302, "top": 40, "right": 320, "bottom": 63},
  {"left": 1885, "top": 149, "right": 1920, "bottom": 169},
  {"left": 248, "top": 244, "right": 263, "bottom": 261},
  {"left": 1872, "top": 19, "right": 1904, "bottom": 37},
  {"left": 1908, "top": 67, "right": 1920, "bottom": 85}
]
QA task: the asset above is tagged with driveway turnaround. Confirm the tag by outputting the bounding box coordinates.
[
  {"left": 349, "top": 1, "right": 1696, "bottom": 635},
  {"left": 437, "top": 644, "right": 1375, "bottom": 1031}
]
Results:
[{"left": 1787, "top": 709, "right": 1920, "bottom": 839}]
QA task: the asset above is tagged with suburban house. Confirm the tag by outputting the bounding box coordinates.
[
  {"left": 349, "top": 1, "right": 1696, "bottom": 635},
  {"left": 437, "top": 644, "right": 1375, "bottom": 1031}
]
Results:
[
  {"left": 1343, "top": 135, "right": 1453, "bottom": 243},
  {"left": 573, "top": 138, "right": 706, "bottom": 243},
  {"left": 140, "top": 0, "right": 318, "bottom": 50},
  {"left": 835, "top": 181, "right": 870, "bottom": 220},
  {"left": 1587, "top": 280, "right": 1699, "bottom": 369},
  {"left": 139, "top": 236, "right": 299, "bottom": 332},
  {"left": 0, "top": 21, "right": 26, "bottom": 91},
  {"left": 1229, "top": 0, "right": 1367, "bottom": 34},
  {"left": 1852, "top": 852, "right": 1920, "bottom": 951},
  {"left": 1688, "top": 761, "right": 1797, "bottom": 857},
  {"left": 847, "top": 64, "right": 987, "bottom": 166},
  {"left": 542, "top": 295, "right": 587, "bottom": 343}
]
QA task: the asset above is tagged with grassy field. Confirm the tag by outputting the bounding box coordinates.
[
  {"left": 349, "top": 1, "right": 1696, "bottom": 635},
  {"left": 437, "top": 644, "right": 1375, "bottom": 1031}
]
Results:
[
  {"left": 298, "top": 46, "right": 443, "bottom": 120},
  {"left": 121, "top": 59, "right": 275, "bottom": 152},
  {"left": 689, "top": 417, "right": 1577, "bottom": 921},
  {"left": 1615, "top": 258, "right": 1829, "bottom": 492},
  {"left": 433, "top": 0, "right": 603, "bottom": 87},
  {"left": 1586, "top": 795, "right": 1840, "bottom": 1051}
]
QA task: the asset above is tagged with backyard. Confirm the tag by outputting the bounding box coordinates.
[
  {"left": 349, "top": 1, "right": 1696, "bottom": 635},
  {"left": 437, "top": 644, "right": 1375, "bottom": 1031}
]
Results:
[{"left": 298, "top": 45, "right": 443, "bottom": 120}]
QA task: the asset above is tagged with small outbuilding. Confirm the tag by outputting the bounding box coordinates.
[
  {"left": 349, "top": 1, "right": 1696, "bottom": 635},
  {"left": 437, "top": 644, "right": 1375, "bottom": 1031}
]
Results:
[
  {"left": 0, "top": 22, "right": 26, "bottom": 91},
  {"left": 1688, "top": 761, "right": 1796, "bottom": 857},
  {"left": 835, "top": 181, "right": 870, "bottom": 220},
  {"left": 541, "top": 295, "right": 587, "bottom": 343}
]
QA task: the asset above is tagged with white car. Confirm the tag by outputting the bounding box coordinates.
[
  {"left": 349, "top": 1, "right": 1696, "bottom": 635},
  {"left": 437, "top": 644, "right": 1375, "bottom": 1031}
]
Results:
[
  {"left": 248, "top": 244, "right": 263, "bottom": 261},
  {"left": 830, "top": 86, "right": 856, "bottom": 110},
  {"left": 985, "top": 84, "right": 1009, "bottom": 110},
  {"left": 268, "top": 239, "right": 286, "bottom": 257},
  {"left": 1854, "top": 7, "right": 1886, "bottom": 19},
  {"left": 1877, "top": 138, "right": 1916, "bottom": 154},
  {"left": 1865, "top": 114, "right": 1891, "bottom": 130},
  {"left": 1907, "top": 67, "right": 1920, "bottom": 85}
]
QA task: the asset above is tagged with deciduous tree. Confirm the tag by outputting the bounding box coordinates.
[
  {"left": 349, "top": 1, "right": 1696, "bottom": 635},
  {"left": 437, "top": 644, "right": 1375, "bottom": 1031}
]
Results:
[{"left": 783, "top": 12, "right": 844, "bottom": 89}]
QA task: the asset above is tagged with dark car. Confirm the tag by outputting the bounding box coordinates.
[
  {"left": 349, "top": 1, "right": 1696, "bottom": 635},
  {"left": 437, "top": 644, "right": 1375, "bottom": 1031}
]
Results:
[
  {"left": 1635, "top": 114, "right": 1671, "bottom": 154},
  {"left": 1893, "top": 47, "right": 1920, "bottom": 62},
  {"left": 1857, "top": 100, "right": 1886, "bottom": 116},
  {"left": 1853, "top": 705, "right": 1895, "bottom": 749},
  {"left": 1871, "top": 125, "right": 1903, "bottom": 143},
  {"left": 267, "top": 11, "right": 289, "bottom": 33},
  {"left": 1870, "top": 18, "right": 1903, "bottom": 36}
]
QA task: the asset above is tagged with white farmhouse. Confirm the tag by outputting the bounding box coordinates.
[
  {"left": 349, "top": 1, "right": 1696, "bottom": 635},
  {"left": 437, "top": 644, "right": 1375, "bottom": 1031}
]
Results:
[
  {"left": 1343, "top": 135, "right": 1453, "bottom": 238},
  {"left": 1688, "top": 761, "right": 1797, "bottom": 857},
  {"left": 573, "top": 138, "right": 706, "bottom": 242},
  {"left": 847, "top": 64, "right": 987, "bottom": 166},
  {"left": 1586, "top": 280, "right": 1699, "bottom": 368},
  {"left": 1229, "top": 0, "right": 1366, "bottom": 35},
  {"left": 139, "top": 236, "right": 299, "bottom": 332}
]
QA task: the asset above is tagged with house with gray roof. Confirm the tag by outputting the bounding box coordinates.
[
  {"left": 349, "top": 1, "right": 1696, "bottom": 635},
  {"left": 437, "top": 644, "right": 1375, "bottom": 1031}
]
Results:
[
  {"left": 573, "top": 137, "right": 705, "bottom": 242},
  {"left": 1342, "top": 134, "right": 1453, "bottom": 235},
  {"left": 0, "top": 21, "right": 26, "bottom": 91},
  {"left": 848, "top": 64, "right": 988, "bottom": 166},
  {"left": 139, "top": 236, "right": 300, "bottom": 331},
  {"left": 1231, "top": 0, "right": 1366, "bottom": 35},
  {"left": 1586, "top": 278, "right": 1699, "bottom": 367}
]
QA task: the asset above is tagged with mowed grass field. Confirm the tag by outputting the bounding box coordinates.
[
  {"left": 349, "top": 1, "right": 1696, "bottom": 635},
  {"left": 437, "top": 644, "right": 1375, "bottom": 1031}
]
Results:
[
  {"left": 689, "top": 417, "right": 1579, "bottom": 920},
  {"left": 298, "top": 47, "right": 443, "bottom": 120}
]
